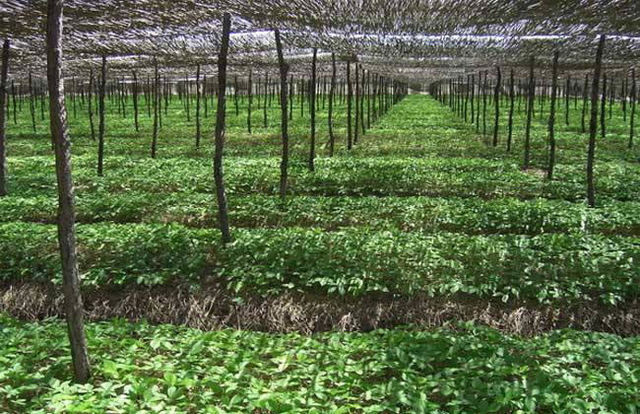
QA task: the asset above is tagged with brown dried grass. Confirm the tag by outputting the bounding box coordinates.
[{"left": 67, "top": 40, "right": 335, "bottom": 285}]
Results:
[{"left": 1, "top": 282, "right": 638, "bottom": 336}]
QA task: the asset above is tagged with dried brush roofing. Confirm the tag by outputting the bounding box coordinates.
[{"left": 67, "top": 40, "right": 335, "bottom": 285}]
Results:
[{"left": 1, "top": 0, "right": 639, "bottom": 82}]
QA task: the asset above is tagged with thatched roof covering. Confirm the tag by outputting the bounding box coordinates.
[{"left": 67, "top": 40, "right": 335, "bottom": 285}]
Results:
[{"left": 1, "top": 0, "right": 639, "bottom": 83}]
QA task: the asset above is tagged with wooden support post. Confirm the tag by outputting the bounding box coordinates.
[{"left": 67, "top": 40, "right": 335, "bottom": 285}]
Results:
[
  {"left": 482, "top": 71, "right": 488, "bottom": 136},
  {"left": 355, "top": 63, "right": 359, "bottom": 145},
  {"left": 524, "top": 56, "right": 535, "bottom": 170},
  {"left": 347, "top": 61, "right": 352, "bottom": 150},
  {"left": 309, "top": 47, "right": 317, "bottom": 172},
  {"left": 263, "top": 73, "right": 268, "bottom": 128},
  {"left": 548, "top": 51, "right": 559, "bottom": 180},
  {"left": 29, "top": 72, "right": 36, "bottom": 132},
  {"left": 582, "top": 74, "right": 589, "bottom": 133},
  {"left": 97, "top": 55, "right": 106, "bottom": 176},
  {"left": 507, "top": 69, "right": 515, "bottom": 152},
  {"left": 630, "top": 68, "right": 636, "bottom": 148},
  {"left": 587, "top": 35, "right": 606, "bottom": 208},
  {"left": 565, "top": 75, "right": 570, "bottom": 126},
  {"left": 492, "top": 66, "right": 501, "bottom": 147},
  {"left": 88, "top": 69, "right": 95, "bottom": 140},
  {"left": 195, "top": 63, "right": 201, "bottom": 148},
  {"left": 132, "top": 71, "right": 139, "bottom": 132},
  {"left": 274, "top": 29, "right": 289, "bottom": 200},
  {"left": 46, "top": 0, "right": 91, "bottom": 384},
  {"left": 328, "top": 53, "right": 336, "bottom": 157},
  {"left": 151, "top": 58, "right": 159, "bottom": 158},
  {"left": 0, "top": 39, "right": 8, "bottom": 196},
  {"left": 601, "top": 72, "right": 607, "bottom": 138},
  {"left": 247, "top": 70, "right": 252, "bottom": 134},
  {"left": 214, "top": 13, "right": 232, "bottom": 243}
]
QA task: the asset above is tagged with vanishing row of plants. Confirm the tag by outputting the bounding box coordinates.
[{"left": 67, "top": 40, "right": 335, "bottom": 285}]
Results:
[
  {"left": 3, "top": 193, "right": 640, "bottom": 236},
  {"left": 2, "top": 315, "right": 638, "bottom": 413},
  {"left": 6, "top": 154, "right": 640, "bottom": 201},
  {"left": 2, "top": 222, "right": 638, "bottom": 306}
]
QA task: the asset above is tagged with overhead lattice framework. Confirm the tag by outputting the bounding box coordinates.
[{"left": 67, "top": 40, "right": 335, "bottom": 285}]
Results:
[{"left": 1, "top": 0, "right": 640, "bottom": 84}]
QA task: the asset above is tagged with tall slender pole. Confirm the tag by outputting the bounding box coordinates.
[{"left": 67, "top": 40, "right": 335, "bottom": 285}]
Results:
[
  {"left": 565, "top": 75, "right": 570, "bottom": 126},
  {"left": 629, "top": 68, "right": 636, "bottom": 148},
  {"left": 587, "top": 35, "right": 606, "bottom": 208},
  {"left": 582, "top": 74, "right": 589, "bottom": 133},
  {"left": 309, "top": 47, "right": 317, "bottom": 172},
  {"left": 247, "top": 69, "right": 252, "bottom": 134},
  {"left": 0, "top": 39, "right": 9, "bottom": 197},
  {"left": 195, "top": 63, "right": 201, "bottom": 148},
  {"left": 263, "top": 73, "right": 268, "bottom": 128},
  {"left": 482, "top": 71, "right": 488, "bottom": 136},
  {"left": 214, "top": 14, "right": 232, "bottom": 243},
  {"left": 132, "top": 71, "right": 139, "bottom": 132},
  {"left": 274, "top": 29, "right": 289, "bottom": 200},
  {"left": 600, "top": 72, "right": 607, "bottom": 138},
  {"left": 492, "top": 66, "right": 501, "bottom": 146},
  {"left": 29, "top": 72, "right": 36, "bottom": 132},
  {"left": 507, "top": 69, "right": 515, "bottom": 152},
  {"left": 97, "top": 55, "right": 106, "bottom": 176},
  {"left": 88, "top": 69, "right": 95, "bottom": 141},
  {"left": 347, "top": 61, "right": 352, "bottom": 150},
  {"left": 46, "top": 0, "right": 91, "bottom": 384},
  {"left": 151, "top": 58, "right": 159, "bottom": 158},
  {"left": 524, "top": 57, "right": 535, "bottom": 170},
  {"left": 328, "top": 53, "right": 336, "bottom": 157},
  {"left": 548, "top": 51, "right": 559, "bottom": 180}
]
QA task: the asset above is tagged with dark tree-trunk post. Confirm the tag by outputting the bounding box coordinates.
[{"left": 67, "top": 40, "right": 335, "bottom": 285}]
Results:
[
  {"left": 492, "top": 66, "right": 501, "bottom": 147},
  {"left": 195, "top": 63, "right": 201, "bottom": 149},
  {"left": 524, "top": 56, "right": 535, "bottom": 170},
  {"left": 247, "top": 69, "right": 252, "bottom": 134},
  {"left": 263, "top": 73, "right": 268, "bottom": 128},
  {"left": 582, "top": 74, "right": 589, "bottom": 133},
  {"left": 97, "top": 55, "right": 106, "bottom": 176},
  {"left": 507, "top": 68, "right": 515, "bottom": 152},
  {"left": 300, "top": 76, "right": 304, "bottom": 117},
  {"left": 11, "top": 80, "right": 16, "bottom": 125},
  {"left": 156, "top": 78, "right": 162, "bottom": 128},
  {"left": 46, "top": 0, "right": 91, "bottom": 384},
  {"left": 309, "top": 47, "right": 317, "bottom": 172},
  {"left": 0, "top": 39, "right": 9, "bottom": 197},
  {"left": 132, "top": 71, "right": 139, "bottom": 132},
  {"left": 587, "top": 35, "right": 606, "bottom": 208},
  {"left": 234, "top": 75, "right": 239, "bottom": 116},
  {"left": 470, "top": 74, "right": 475, "bottom": 124},
  {"left": 548, "top": 51, "right": 559, "bottom": 180},
  {"left": 482, "top": 71, "right": 488, "bottom": 136},
  {"left": 185, "top": 74, "right": 190, "bottom": 122},
  {"left": 360, "top": 66, "right": 365, "bottom": 135},
  {"left": 203, "top": 75, "right": 208, "bottom": 118},
  {"left": 367, "top": 70, "right": 371, "bottom": 129},
  {"left": 274, "top": 29, "right": 289, "bottom": 200},
  {"left": 565, "top": 75, "right": 570, "bottom": 126},
  {"left": 601, "top": 72, "right": 607, "bottom": 138},
  {"left": 151, "top": 58, "right": 159, "bottom": 158},
  {"left": 288, "top": 74, "right": 294, "bottom": 121},
  {"left": 88, "top": 69, "right": 95, "bottom": 141},
  {"left": 29, "top": 72, "right": 36, "bottom": 132},
  {"left": 609, "top": 79, "right": 614, "bottom": 119},
  {"left": 629, "top": 68, "right": 636, "bottom": 149},
  {"left": 623, "top": 75, "right": 628, "bottom": 122},
  {"left": 164, "top": 76, "right": 168, "bottom": 116},
  {"left": 214, "top": 13, "right": 232, "bottom": 243},
  {"left": 464, "top": 75, "right": 469, "bottom": 122},
  {"left": 328, "top": 52, "right": 336, "bottom": 157},
  {"left": 355, "top": 63, "right": 360, "bottom": 145},
  {"left": 146, "top": 75, "right": 151, "bottom": 118},
  {"left": 347, "top": 61, "right": 352, "bottom": 150}
]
